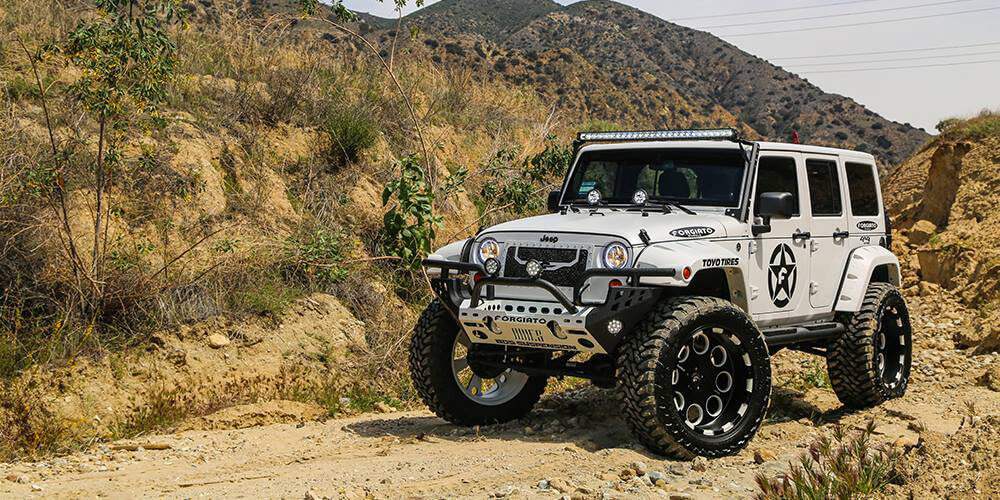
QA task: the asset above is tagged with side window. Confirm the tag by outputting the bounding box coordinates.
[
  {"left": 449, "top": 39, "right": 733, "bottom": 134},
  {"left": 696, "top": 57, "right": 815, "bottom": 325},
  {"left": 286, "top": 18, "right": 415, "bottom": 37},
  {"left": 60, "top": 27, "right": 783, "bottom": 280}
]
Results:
[
  {"left": 805, "top": 159, "right": 843, "bottom": 216},
  {"left": 755, "top": 156, "right": 800, "bottom": 216},
  {"left": 845, "top": 162, "right": 880, "bottom": 216}
]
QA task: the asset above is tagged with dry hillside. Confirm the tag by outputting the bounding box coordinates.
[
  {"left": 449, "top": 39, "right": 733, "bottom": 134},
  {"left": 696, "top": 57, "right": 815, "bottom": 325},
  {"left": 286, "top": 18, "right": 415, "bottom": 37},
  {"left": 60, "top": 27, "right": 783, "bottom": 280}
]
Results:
[
  {"left": 884, "top": 112, "right": 1000, "bottom": 350},
  {"left": 348, "top": 0, "right": 930, "bottom": 166}
]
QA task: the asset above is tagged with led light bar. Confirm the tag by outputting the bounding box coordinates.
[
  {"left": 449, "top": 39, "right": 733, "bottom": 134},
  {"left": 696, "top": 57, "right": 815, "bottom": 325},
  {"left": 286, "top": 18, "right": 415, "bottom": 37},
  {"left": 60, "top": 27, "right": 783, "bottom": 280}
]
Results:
[{"left": 577, "top": 128, "right": 738, "bottom": 142}]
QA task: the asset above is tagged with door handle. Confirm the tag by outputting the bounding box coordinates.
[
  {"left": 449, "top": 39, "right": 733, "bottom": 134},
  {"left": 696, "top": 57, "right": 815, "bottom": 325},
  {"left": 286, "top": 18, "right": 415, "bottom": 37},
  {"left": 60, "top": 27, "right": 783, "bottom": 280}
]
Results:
[
  {"left": 792, "top": 231, "right": 811, "bottom": 241},
  {"left": 833, "top": 230, "right": 850, "bottom": 239}
]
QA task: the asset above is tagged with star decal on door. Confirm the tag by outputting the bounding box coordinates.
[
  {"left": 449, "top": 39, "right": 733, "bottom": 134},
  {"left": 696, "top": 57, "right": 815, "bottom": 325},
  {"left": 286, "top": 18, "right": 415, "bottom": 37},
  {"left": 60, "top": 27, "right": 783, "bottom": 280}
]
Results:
[{"left": 768, "top": 244, "right": 797, "bottom": 308}]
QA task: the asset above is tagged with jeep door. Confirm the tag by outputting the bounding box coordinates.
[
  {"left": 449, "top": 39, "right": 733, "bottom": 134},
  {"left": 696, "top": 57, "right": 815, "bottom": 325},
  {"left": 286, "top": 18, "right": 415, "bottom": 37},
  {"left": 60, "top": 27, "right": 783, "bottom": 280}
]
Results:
[
  {"left": 802, "top": 155, "right": 851, "bottom": 310},
  {"left": 747, "top": 154, "right": 812, "bottom": 326}
]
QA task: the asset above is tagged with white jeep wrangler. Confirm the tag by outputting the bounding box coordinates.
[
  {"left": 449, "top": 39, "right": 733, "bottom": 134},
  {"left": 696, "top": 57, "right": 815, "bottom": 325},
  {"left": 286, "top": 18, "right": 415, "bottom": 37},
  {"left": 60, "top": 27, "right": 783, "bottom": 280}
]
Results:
[{"left": 414, "top": 128, "right": 911, "bottom": 458}]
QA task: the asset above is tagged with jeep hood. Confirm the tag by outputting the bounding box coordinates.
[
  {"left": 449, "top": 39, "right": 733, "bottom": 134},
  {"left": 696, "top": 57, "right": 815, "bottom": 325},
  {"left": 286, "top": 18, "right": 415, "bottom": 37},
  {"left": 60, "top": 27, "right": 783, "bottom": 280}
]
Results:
[{"left": 480, "top": 211, "right": 739, "bottom": 245}]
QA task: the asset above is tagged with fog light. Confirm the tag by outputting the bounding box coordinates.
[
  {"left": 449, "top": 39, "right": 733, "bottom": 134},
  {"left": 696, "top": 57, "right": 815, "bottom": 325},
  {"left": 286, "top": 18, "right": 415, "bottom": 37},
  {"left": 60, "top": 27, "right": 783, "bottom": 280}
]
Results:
[
  {"left": 607, "top": 319, "right": 623, "bottom": 335},
  {"left": 484, "top": 257, "right": 501, "bottom": 277},
  {"left": 525, "top": 259, "right": 543, "bottom": 279}
]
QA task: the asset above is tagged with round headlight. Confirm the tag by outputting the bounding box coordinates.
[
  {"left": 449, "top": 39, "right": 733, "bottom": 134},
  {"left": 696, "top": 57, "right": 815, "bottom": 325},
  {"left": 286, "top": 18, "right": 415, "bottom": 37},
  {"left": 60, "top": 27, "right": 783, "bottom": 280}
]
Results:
[
  {"left": 603, "top": 242, "right": 629, "bottom": 269},
  {"left": 477, "top": 238, "right": 502, "bottom": 263}
]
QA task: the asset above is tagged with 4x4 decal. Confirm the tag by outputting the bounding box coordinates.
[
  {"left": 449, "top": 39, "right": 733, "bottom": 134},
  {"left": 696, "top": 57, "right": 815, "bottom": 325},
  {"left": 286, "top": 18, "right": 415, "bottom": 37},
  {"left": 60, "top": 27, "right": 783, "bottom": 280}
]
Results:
[{"left": 768, "top": 244, "right": 797, "bottom": 308}]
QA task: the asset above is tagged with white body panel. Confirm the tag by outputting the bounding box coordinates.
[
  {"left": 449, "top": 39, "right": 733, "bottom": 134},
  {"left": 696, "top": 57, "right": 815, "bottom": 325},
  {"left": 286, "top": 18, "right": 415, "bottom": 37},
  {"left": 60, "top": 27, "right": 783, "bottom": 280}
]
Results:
[{"left": 834, "top": 245, "right": 901, "bottom": 312}]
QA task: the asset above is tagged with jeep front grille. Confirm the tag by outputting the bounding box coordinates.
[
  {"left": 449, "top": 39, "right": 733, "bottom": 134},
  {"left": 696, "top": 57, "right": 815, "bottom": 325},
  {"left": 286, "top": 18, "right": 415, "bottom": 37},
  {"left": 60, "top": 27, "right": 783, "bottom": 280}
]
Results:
[{"left": 503, "top": 247, "right": 589, "bottom": 287}]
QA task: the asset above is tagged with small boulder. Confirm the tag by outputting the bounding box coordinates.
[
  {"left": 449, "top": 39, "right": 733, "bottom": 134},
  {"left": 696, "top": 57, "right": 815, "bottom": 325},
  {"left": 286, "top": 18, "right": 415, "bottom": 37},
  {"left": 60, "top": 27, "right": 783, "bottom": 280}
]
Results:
[
  {"left": 977, "top": 363, "right": 1000, "bottom": 392},
  {"left": 630, "top": 460, "right": 648, "bottom": 475},
  {"left": 374, "top": 402, "right": 395, "bottom": 413},
  {"left": 691, "top": 456, "right": 708, "bottom": 472},
  {"left": 548, "top": 477, "right": 574, "bottom": 493},
  {"left": 893, "top": 434, "right": 920, "bottom": 449},
  {"left": 909, "top": 220, "right": 937, "bottom": 246},
  {"left": 5, "top": 473, "right": 27, "bottom": 483},
  {"left": 754, "top": 448, "right": 778, "bottom": 464},
  {"left": 647, "top": 470, "right": 666, "bottom": 483},
  {"left": 207, "top": 334, "right": 230, "bottom": 349}
]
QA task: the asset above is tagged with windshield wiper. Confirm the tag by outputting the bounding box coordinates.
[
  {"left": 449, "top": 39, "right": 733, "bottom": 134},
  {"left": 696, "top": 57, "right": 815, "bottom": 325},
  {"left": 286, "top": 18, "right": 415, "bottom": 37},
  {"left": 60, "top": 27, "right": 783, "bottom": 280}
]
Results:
[
  {"left": 639, "top": 200, "right": 696, "bottom": 215},
  {"left": 666, "top": 202, "right": 696, "bottom": 215}
]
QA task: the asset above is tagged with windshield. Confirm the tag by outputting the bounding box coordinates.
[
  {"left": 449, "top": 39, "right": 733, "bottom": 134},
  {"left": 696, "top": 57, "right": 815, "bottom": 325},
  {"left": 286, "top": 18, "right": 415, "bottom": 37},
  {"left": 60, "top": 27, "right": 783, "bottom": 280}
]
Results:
[{"left": 563, "top": 148, "right": 746, "bottom": 207}]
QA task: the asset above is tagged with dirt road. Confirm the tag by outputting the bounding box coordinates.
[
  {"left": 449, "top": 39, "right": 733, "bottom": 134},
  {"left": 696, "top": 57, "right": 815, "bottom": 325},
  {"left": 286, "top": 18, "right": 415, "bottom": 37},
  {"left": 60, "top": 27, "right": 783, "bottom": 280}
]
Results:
[
  {"left": 3, "top": 292, "right": 1000, "bottom": 499},
  {"left": 3, "top": 365, "right": 999, "bottom": 499}
]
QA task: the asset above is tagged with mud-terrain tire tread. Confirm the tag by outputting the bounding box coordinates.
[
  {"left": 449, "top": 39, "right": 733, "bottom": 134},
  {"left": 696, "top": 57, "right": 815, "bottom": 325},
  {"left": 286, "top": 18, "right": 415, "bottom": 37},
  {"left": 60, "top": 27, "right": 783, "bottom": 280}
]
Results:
[
  {"left": 828, "top": 283, "right": 911, "bottom": 409},
  {"left": 616, "top": 296, "right": 771, "bottom": 459},
  {"left": 409, "top": 300, "right": 547, "bottom": 425}
]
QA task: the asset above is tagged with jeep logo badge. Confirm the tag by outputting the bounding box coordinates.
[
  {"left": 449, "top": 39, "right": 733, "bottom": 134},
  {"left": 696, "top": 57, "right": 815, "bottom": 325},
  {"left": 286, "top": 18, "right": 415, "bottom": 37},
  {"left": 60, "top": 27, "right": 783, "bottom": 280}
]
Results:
[
  {"left": 540, "top": 235, "right": 559, "bottom": 243},
  {"left": 857, "top": 221, "right": 879, "bottom": 231},
  {"left": 669, "top": 226, "right": 716, "bottom": 238}
]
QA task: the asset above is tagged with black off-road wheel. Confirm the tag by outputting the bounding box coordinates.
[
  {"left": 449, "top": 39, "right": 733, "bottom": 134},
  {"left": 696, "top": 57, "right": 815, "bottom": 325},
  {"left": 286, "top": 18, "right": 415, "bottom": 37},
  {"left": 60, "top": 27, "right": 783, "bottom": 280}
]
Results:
[
  {"left": 617, "top": 297, "right": 772, "bottom": 458},
  {"left": 828, "top": 283, "right": 912, "bottom": 408},
  {"left": 409, "top": 300, "right": 548, "bottom": 425}
]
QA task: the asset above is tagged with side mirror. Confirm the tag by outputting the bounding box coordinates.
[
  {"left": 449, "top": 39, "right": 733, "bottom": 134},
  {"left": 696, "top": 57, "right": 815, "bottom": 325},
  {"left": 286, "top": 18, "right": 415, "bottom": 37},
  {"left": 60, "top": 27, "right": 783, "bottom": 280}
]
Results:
[
  {"left": 547, "top": 191, "right": 562, "bottom": 213},
  {"left": 758, "top": 192, "right": 795, "bottom": 219},
  {"left": 753, "top": 192, "right": 795, "bottom": 236}
]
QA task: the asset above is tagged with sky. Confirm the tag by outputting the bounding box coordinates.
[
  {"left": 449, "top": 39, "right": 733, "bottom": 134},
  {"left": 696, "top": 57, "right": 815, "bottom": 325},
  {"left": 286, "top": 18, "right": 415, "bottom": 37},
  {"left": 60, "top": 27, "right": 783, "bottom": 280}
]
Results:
[{"left": 341, "top": 0, "right": 1000, "bottom": 132}]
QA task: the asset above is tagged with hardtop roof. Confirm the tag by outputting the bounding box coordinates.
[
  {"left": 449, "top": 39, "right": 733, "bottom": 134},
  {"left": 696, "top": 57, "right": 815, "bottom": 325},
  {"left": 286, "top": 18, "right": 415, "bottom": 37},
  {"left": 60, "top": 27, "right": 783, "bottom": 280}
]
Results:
[{"left": 576, "top": 140, "right": 876, "bottom": 163}]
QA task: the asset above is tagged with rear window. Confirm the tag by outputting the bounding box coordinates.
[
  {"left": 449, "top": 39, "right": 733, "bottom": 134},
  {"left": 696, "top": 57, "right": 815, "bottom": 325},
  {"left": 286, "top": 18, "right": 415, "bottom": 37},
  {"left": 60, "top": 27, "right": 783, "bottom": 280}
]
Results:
[
  {"left": 845, "top": 162, "right": 880, "bottom": 216},
  {"left": 806, "top": 159, "right": 842, "bottom": 216}
]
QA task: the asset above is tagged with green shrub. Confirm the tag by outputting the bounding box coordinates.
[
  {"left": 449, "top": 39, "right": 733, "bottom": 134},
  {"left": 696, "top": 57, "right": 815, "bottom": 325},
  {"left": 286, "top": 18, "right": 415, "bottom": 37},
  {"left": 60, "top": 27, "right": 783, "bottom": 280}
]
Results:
[
  {"left": 381, "top": 154, "right": 441, "bottom": 269},
  {"left": 283, "top": 227, "right": 349, "bottom": 288},
  {"left": 323, "top": 105, "right": 378, "bottom": 168}
]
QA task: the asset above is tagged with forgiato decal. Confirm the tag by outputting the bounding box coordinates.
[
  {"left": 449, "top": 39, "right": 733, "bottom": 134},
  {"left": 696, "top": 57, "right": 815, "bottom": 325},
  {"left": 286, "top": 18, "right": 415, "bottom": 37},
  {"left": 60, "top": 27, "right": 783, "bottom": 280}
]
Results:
[
  {"left": 857, "top": 220, "right": 879, "bottom": 231},
  {"left": 670, "top": 226, "right": 716, "bottom": 238},
  {"left": 497, "top": 316, "right": 547, "bottom": 324}
]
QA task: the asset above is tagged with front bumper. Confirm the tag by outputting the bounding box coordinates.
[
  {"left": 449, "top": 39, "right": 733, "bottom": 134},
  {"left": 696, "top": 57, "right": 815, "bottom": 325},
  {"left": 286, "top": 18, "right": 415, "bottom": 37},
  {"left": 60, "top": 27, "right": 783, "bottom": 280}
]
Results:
[{"left": 423, "top": 259, "right": 672, "bottom": 354}]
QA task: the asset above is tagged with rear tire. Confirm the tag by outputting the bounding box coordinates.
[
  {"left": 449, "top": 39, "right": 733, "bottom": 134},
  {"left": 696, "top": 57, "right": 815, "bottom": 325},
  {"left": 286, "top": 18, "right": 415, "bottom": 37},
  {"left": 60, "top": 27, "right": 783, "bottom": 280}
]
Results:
[
  {"left": 409, "top": 300, "right": 548, "bottom": 425},
  {"left": 617, "top": 297, "right": 771, "bottom": 458},
  {"left": 828, "top": 283, "right": 912, "bottom": 408}
]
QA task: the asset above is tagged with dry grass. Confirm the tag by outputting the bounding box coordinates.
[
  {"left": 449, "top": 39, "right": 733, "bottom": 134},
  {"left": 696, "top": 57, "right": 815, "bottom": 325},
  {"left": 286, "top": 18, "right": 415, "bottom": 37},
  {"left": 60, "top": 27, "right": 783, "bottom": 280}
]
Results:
[
  {"left": 755, "top": 421, "right": 900, "bottom": 500},
  {"left": 935, "top": 109, "right": 1000, "bottom": 141}
]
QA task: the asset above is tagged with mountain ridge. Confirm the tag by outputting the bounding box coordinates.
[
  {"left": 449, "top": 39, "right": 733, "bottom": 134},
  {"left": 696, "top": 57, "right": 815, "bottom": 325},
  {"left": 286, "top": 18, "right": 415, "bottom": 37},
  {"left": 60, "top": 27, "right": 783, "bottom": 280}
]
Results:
[{"left": 356, "top": 0, "right": 929, "bottom": 165}]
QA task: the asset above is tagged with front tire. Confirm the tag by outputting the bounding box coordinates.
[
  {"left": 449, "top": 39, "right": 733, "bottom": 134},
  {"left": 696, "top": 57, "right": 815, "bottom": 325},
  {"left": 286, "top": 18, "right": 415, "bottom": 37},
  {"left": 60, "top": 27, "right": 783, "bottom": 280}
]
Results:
[
  {"left": 409, "top": 300, "right": 548, "bottom": 425},
  {"left": 617, "top": 297, "right": 772, "bottom": 458},
  {"left": 828, "top": 283, "right": 912, "bottom": 408}
]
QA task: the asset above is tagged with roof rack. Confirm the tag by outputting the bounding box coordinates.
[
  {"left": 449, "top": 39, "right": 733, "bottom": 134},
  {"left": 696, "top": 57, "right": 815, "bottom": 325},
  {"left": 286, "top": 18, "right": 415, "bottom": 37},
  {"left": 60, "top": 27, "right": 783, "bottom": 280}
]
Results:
[{"left": 573, "top": 128, "right": 743, "bottom": 151}]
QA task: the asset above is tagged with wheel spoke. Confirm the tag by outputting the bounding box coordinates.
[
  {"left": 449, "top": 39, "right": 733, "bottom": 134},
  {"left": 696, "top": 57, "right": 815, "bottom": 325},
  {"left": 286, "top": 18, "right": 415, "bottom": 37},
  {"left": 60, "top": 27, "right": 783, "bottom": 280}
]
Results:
[
  {"left": 466, "top": 375, "right": 482, "bottom": 395},
  {"left": 457, "top": 332, "right": 472, "bottom": 348},
  {"left": 452, "top": 357, "right": 469, "bottom": 373}
]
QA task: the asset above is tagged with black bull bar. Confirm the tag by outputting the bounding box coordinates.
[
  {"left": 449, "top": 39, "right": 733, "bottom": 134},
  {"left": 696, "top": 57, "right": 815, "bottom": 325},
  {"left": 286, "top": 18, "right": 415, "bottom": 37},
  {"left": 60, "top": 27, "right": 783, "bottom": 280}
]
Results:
[{"left": 421, "top": 259, "right": 677, "bottom": 313}]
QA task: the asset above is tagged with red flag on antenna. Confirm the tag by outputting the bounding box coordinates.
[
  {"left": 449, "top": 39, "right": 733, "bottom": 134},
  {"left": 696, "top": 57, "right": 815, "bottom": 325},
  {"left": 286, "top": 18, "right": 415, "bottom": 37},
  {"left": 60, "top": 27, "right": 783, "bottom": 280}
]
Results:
[{"left": 791, "top": 131, "right": 800, "bottom": 144}]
